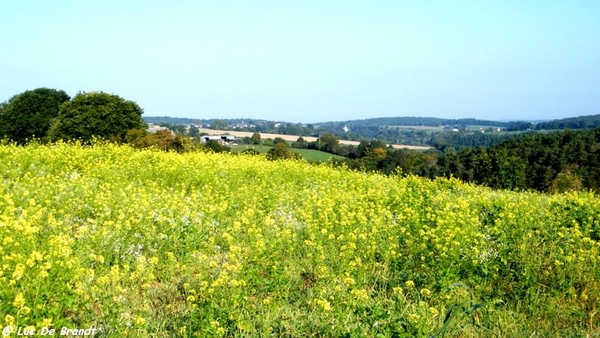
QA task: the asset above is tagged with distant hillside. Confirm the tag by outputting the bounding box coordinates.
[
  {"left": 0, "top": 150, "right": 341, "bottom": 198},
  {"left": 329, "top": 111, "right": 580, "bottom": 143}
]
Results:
[
  {"left": 144, "top": 116, "right": 517, "bottom": 128},
  {"left": 144, "top": 115, "right": 600, "bottom": 131},
  {"left": 143, "top": 116, "right": 272, "bottom": 125},
  {"left": 316, "top": 117, "right": 511, "bottom": 128},
  {"left": 143, "top": 115, "right": 600, "bottom": 150},
  {"left": 144, "top": 116, "right": 198, "bottom": 124},
  {"left": 535, "top": 114, "right": 600, "bottom": 130}
]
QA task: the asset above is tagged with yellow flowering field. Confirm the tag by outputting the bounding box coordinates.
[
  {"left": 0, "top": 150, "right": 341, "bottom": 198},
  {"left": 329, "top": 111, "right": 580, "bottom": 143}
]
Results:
[{"left": 0, "top": 142, "right": 598, "bottom": 337}]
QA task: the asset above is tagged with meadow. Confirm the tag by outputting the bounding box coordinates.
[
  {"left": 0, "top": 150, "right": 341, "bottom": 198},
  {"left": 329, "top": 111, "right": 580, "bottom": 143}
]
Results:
[
  {"left": 0, "top": 142, "right": 598, "bottom": 337},
  {"left": 229, "top": 144, "right": 345, "bottom": 162}
]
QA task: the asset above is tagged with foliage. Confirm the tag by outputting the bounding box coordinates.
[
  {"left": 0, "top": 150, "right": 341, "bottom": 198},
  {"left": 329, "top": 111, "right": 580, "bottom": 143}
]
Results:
[
  {"left": 125, "top": 130, "right": 200, "bottom": 153},
  {"left": 549, "top": 169, "right": 583, "bottom": 194},
  {"left": 317, "top": 133, "right": 339, "bottom": 153},
  {"left": 356, "top": 140, "right": 387, "bottom": 158},
  {"left": 47, "top": 92, "right": 145, "bottom": 142},
  {"left": 274, "top": 123, "right": 311, "bottom": 136},
  {"left": 292, "top": 137, "right": 308, "bottom": 149},
  {"left": 536, "top": 114, "right": 600, "bottom": 130},
  {"left": 434, "top": 283, "right": 494, "bottom": 337},
  {"left": 251, "top": 132, "right": 261, "bottom": 145},
  {"left": 157, "top": 123, "right": 186, "bottom": 134},
  {"left": 231, "top": 145, "right": 343, "bottom": 162},
  {"left": 188, "top": 125, "right": 200, "bottom": 137},
  {"left": 318, "top": 116, "right": 511, "bottom": 129},
  {"left": 452, "top": 128, "right": 600, "bottom": 191},
  {"left": 506, "top": 121, "right": 534, "bottom": 131},
  {"left": 345, "top": 128, "right": 600, "bottom": 193},
  {"left": 429, "top": 132, "right": 528, "bottom": 150},
  {"left": 143, "top": 116, "right": 199, "bottom": 125},
  {"left": 202, "top": 140, "right": 230, "bottom": 153},
  {"left": 0, "top": 142, "right": 598, "bottom": 336},
  {"left": 241, "top": 148, "right": 260, "bottom": 156},
  {"left": 272, "top": 137, "right": 287, "bottom": 145},
  {"left": 211, "top": 120, "right": 229, "bottom": 130},
  {"left": 266, "top": 142, "right": 294, "bottom": 161},
  {"left": 0, "top": 88, "right": 70, "bottom": 144}
]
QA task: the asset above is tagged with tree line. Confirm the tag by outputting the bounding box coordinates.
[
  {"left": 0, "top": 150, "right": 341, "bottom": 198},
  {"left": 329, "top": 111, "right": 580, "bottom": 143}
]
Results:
[
  {"left": 0, "top": 88, "right": 145, "bottom": 143},
  {"left": 0, "top": 88, "right": 217, "bottom": 153},
  {"left": 332, "top": 128, "right": 600, "bottom": 193},
  {"left": 535, "top": 114, "right": 600, "bottom": 130}
]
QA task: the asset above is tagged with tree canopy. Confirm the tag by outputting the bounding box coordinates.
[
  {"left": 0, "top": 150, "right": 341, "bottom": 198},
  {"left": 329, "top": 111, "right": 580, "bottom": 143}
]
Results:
[
  {"left": 48, "top": 92, "right": 146, "bottom": 142},
  {"left": 0, "top": 88, "right": 70, "bottom": 143},
  {"left": 251, "top": 132, "right": 261, "bottom": 144},
  {"left": 266, "top": 142, "right": 293, "bottom": 161},
  {"left": 536, "top": 114, "right": 600, "bottom": 130},
  {"left": 318, "top": 133, "right": 339, "bottom": 153}
]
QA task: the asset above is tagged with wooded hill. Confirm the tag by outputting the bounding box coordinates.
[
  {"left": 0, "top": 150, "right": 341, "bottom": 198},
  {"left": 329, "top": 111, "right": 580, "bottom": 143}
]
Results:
[
  {"left": 316, "top": 116, "right": 510, "bottom": 128},
  {"left": 535, "top": 114, "right": 600, "bottom": 130},
  {"left": 429, "top": 128, "right": 600, "bottom": 192},
  {"left": 329, "top": 127, "right": 599, "bottom": 193}
]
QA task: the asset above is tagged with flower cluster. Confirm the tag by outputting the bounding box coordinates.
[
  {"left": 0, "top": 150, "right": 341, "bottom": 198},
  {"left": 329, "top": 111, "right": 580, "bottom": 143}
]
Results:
[{"left": 0, "top": 141, "right": 598, "bottom": 336}]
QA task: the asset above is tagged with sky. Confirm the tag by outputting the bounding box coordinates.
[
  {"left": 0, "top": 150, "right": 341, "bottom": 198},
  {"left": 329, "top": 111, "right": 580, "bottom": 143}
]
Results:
[{"left": 1, "top": 0, "right": 599, "bottom": 123}]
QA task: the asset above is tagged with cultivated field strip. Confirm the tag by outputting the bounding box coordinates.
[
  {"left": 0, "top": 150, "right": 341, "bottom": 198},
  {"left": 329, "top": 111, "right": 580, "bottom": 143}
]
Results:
[{"left": 198, "top": 128, "right": 432, "bottom": 150}]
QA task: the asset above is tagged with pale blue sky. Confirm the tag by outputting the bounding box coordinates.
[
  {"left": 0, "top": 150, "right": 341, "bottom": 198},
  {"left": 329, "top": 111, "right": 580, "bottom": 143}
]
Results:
[{"left": 1, "top": 0, "right": 599, "bottom": 123}]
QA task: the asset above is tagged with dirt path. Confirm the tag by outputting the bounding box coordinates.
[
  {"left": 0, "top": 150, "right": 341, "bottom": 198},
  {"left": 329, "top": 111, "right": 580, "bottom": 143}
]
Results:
[{"left": 198, "top": 129, "right": 431, "bottom": 150}]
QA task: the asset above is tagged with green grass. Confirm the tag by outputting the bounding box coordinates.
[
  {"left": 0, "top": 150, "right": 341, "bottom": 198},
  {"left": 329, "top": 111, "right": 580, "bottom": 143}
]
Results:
[
  {"left": 291, "top": 148, "right": 345, "bottom": 162},
  {"left": 229, "top": 144, "right": 272, "bottom": 153},
  {"left": 230, "top": 144, "right": 345, "bottom": 162}
]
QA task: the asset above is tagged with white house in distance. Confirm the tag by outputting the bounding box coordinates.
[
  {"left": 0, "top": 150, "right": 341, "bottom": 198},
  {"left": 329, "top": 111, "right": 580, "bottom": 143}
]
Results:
[{"left": 200, "top": 135, "right": 237, "bottom": 146}]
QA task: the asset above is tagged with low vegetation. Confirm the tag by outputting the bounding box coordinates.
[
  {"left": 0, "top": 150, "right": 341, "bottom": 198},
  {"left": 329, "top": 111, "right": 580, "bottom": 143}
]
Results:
[
  {"left": 335, "top": 128, "right": 600, "bottom": 193},
  {"left": 1, "top": 142, "right": 598, "bottom": 336},
  {"left": 231, "top": 144, "right": 344, "bottom": 162}
]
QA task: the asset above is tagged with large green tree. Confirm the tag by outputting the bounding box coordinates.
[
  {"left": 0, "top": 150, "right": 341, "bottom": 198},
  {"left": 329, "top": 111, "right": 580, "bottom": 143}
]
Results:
[
  {"left": 318, "top": 133, "right": 339, "bottom": 153},
  {"left": 266, "top": 142, "right": 293, "bottom": 161},
  {"left": 251, "top": 132, "right": 261, "bottom": 144},
  {"left": 48, "top": 92, "right": 146, "bottom": 142},
  {"left": 0, "top": 88, "right": 70, "bottom": 143}
]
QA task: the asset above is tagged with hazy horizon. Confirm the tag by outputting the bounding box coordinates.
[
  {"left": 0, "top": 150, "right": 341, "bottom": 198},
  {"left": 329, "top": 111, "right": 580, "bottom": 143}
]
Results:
[
  {"left": 2, "top": 1, "right": 599, "bottom": 124},
  {"left": 143, "top": 114, "right": 558, "bottom": 125}
]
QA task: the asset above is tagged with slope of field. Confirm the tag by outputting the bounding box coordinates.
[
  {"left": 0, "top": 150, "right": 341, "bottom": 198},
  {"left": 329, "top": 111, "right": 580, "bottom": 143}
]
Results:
[
  {"left": 0, "top": 142, "right": 598, "bottom": 337},
  {"left": 199, "top": 128, "right": 432, "bottom": 150},
  {"left": 229, "top": 145, "right": 345, "bottom": 162}
]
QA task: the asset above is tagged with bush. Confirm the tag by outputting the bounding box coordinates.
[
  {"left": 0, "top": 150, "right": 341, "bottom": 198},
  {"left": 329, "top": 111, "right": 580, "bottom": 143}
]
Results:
[{"left": 266, "top": 143, "right": 293, "bottom": 160}]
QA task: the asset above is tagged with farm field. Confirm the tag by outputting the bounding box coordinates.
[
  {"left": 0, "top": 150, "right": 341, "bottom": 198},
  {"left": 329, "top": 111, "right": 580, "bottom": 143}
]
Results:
[
  {"left": 230, "top": 144, "right": 345, "bottom": 162},
  {"left": 199, "top": 128, "right": 432, "bottom": 150},
  {"left": 0, "top": 142, "right": 599, "bottom": 337}
]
